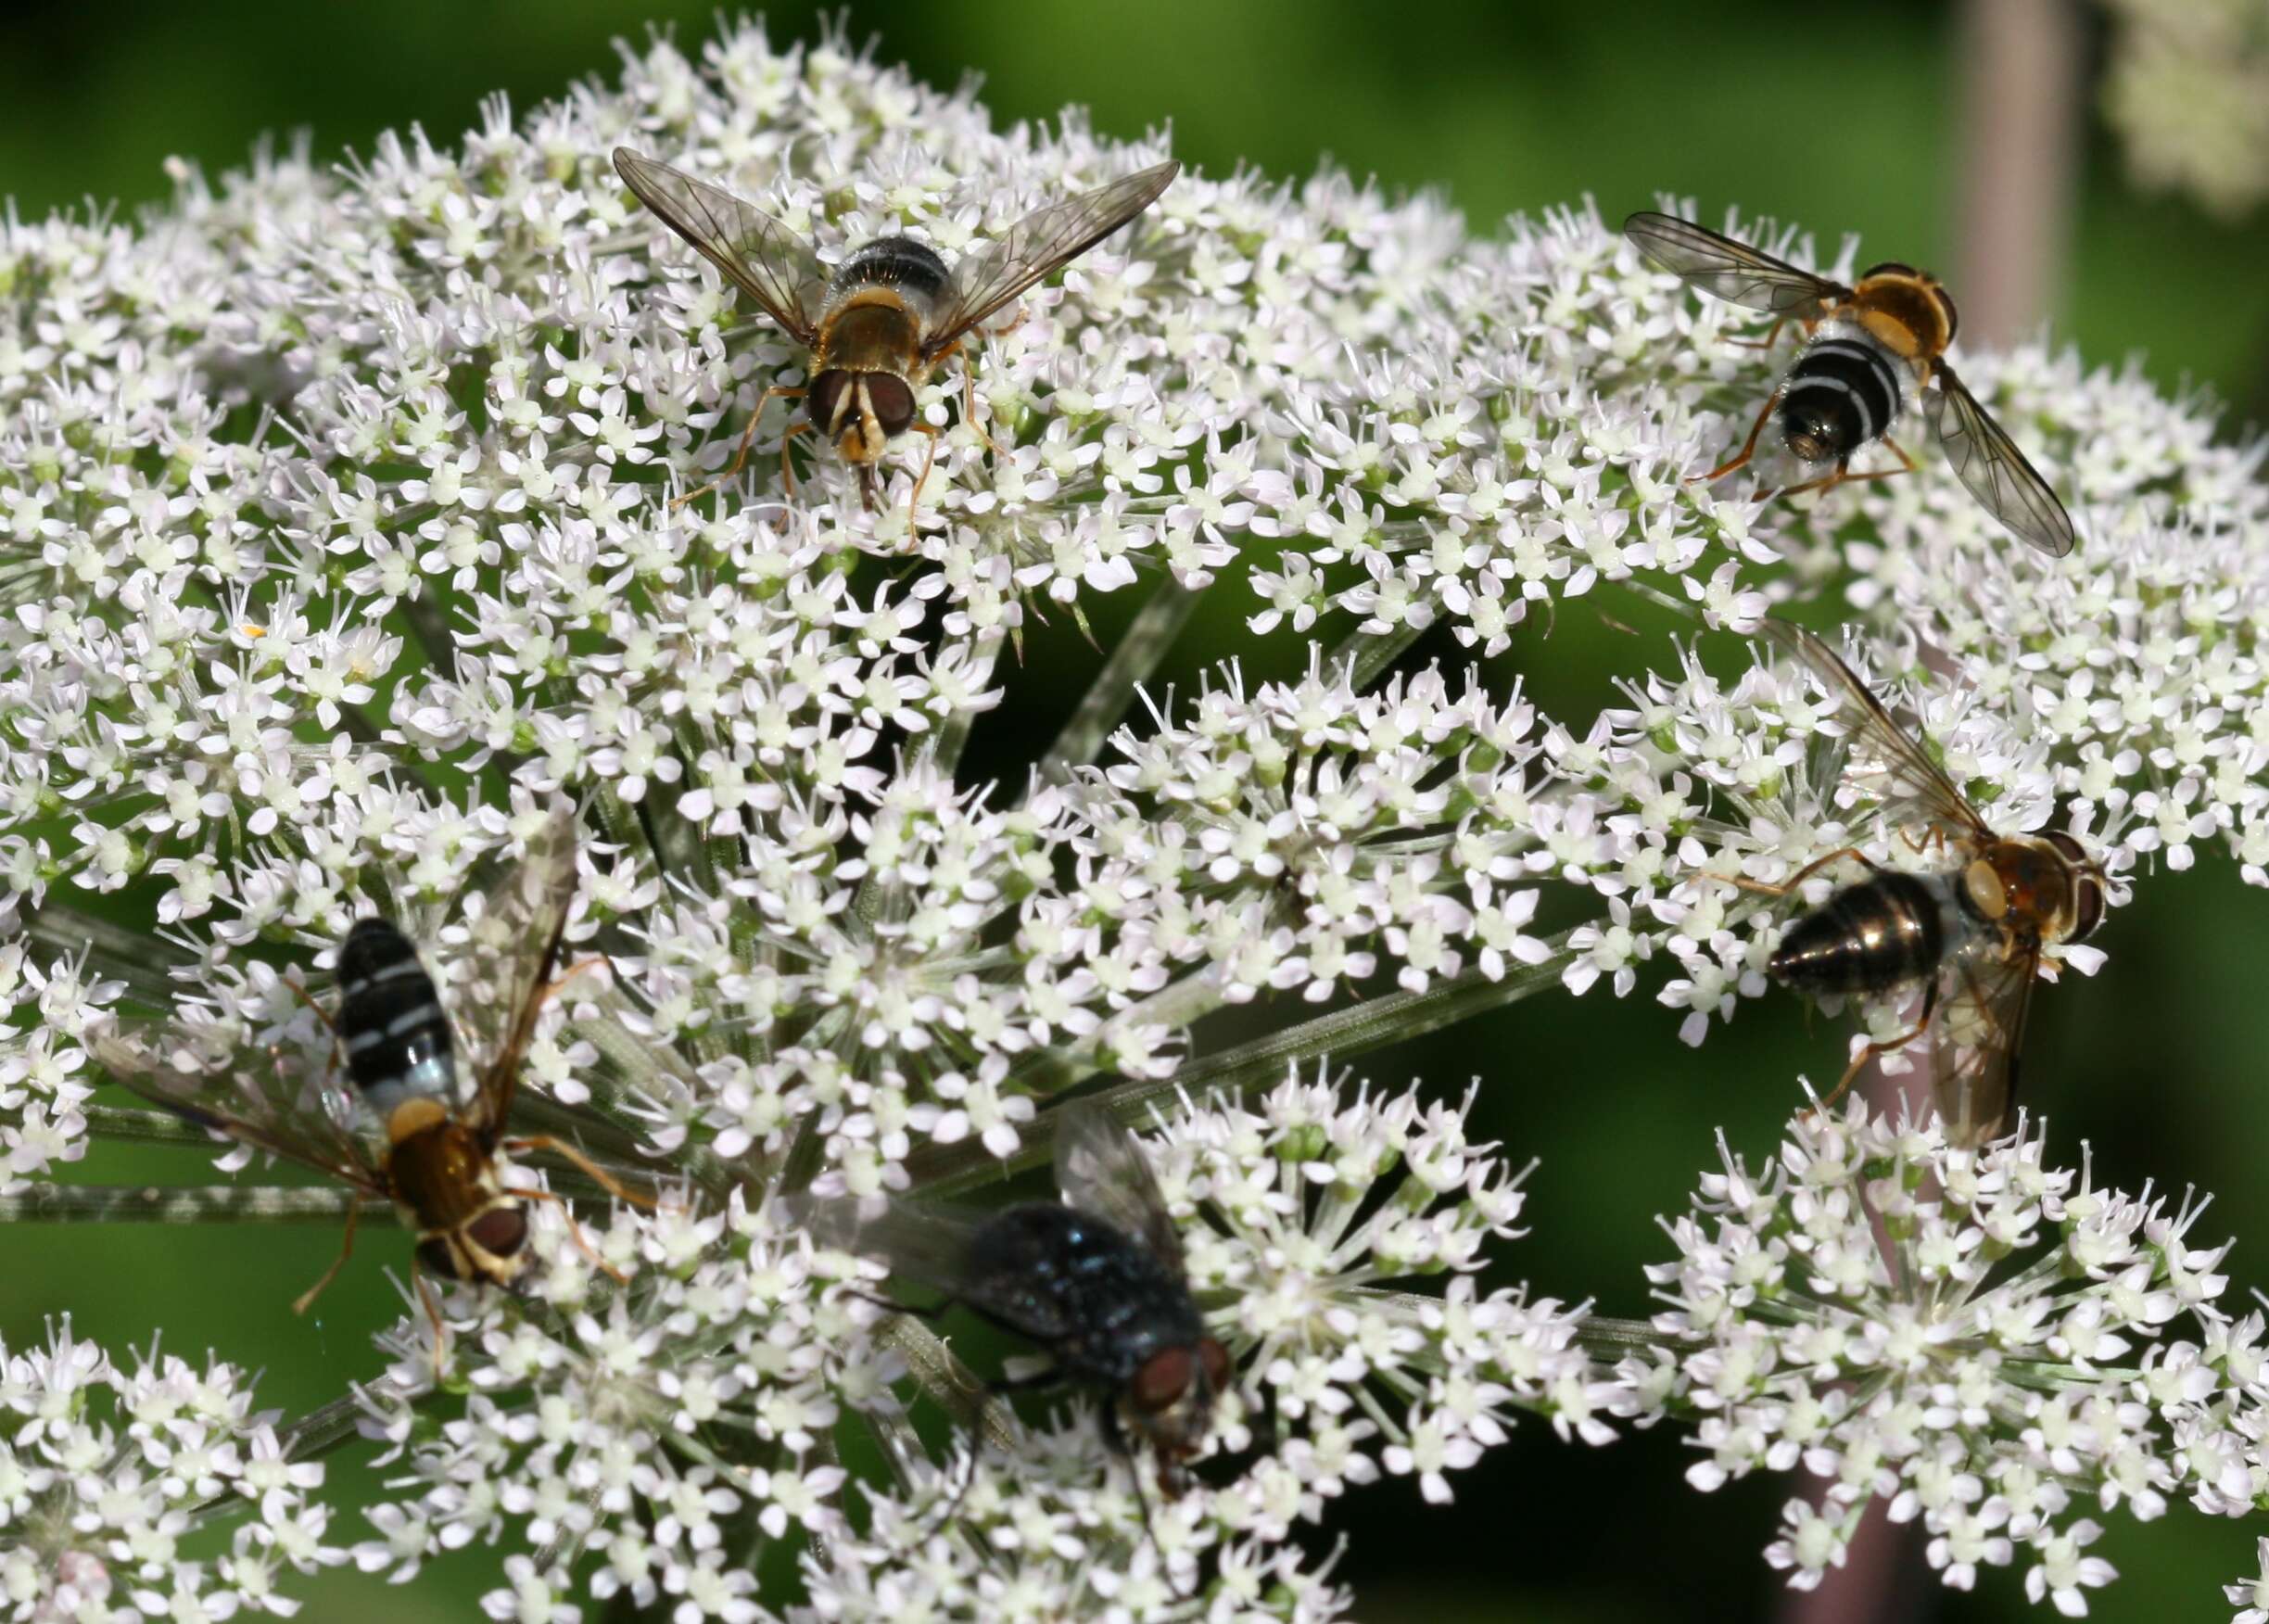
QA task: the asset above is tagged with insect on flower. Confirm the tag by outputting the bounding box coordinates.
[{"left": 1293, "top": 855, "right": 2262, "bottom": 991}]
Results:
[
  {"left": 1753, "top": 620, "right": 2107, "bottom": 1144},
  {"left": 614, "top": 146, "right": 1180, "bottom": 518},
  {"left": 1623, "top": 210, "right": 2079, "bottom": 556},
  {"left": 95, "top": 804, "right": 643, "bottom": 1356},
  {"left": 793, "top": 1100, "right": 1231, "bottom": 1521}
]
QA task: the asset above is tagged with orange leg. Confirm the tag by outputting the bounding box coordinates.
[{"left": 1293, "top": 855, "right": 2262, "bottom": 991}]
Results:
[
  {"left": 904, "top": 423, "right": 943, "bottom": 526},
  {"left": 501, "top": 1132, "right": 656, "bottom": 1209},
  {"left": 673, "top": 384, "right": 805, "bottom": 510},
  {"left": 1770, "top": 434, "right": 1919, "bottom": 504},
  {"left": 1725, "top": 318, "right": 1789, "bottom": 351},
  {"left": 930, "top": 338, "right": 1001, "bottom": 459},
  {"left": 1729, "top": 845, "right": 1874, "bottom": 898},
  {"left": 514, "top": 1186, "right": 629, "bottom": 1285},
  {"left": 291, "top": 1199, "right": 362, "bottom": 1315},
  {"left": 1808, "top": 982, "right": 1938, "bottom": 1121},
  {"left": 1701, "top": 387, "right": 1783, "bottom": 483}
]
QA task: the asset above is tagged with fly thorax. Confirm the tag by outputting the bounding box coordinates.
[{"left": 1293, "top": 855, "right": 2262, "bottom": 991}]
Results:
[{"left": 1779, "top": 322, "right": 1906, "bottom": 464}]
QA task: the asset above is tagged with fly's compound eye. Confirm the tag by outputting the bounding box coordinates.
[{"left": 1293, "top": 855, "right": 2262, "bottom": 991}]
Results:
[
  {"left": 467, "top": 1204, "right": 530, "bottom": 1262},
  {"left": 1198, "top": 1337, "right": 1232, "bottom": 1396},
  {"left": 1130, "top": 1346, "right": 1195, "bottom": 1415},
  {"left": 807, "top": 371, "right": 850, "bottom": 431},
  {"left": 862, "top": 374, "right": 916, "bottom": 438},
  {"left": 1859, "top": 259, "right": 1917, "bottom": 280},
  {"left": 1931, "top": 284, "right": 1959, "bottom": 345},
  {"left": 2045, "top": 831, "right": 2106, "bottom": 941},
  {"left": 415, "top": 1237, "right": 465, "bottom": 1280}
]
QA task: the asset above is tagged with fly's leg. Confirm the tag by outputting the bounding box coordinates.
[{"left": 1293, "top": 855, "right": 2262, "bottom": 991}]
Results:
[
  {"left": 1809, "top": 977, "right": 1940, "bottom": 1121},
  {"left": 513, "top": 1186, "right": 628, "bottom": 1284},
  {"left": 1701, "top": 387, "right": 1783, "bottom": 484},
  {"left": 1729, "top": 845, "right": 1877, "bottom": 898},
  {"left": 500, "top": 1134, "right": 655, "bottom": 1209},
  {"left": 777, "top": 420, "right": 807, "bottom": 499},
  {"left": 903, "top": 423, "right": 943, "bottom": 527},
  {"left": 1725, "top": 317, "right": 1789, "bottom": 351},
  {"left": 1771, "top": 434, "right": 1919, "bottom": 504},
  {"left": 673, "top": 383, "right": 805, "bottom": 510},
  {"left": 291, "top": 1199, "right": 362, "bottom": 1315}
]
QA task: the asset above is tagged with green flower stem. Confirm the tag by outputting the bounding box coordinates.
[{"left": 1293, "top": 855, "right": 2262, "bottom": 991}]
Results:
[
  {"left": 85, "top": 1104, "right": 218, "bottom": 1148},
  {"left": 878, "top": 1313, "right": 1020, "bottom": 1454},
  {"left": 914, "top": 936, "right": 1579, "bottom": 1197},
  {"left": 0, "top": 1183, "right": 381, "bottom": 1224},
  {"left": 1325, "top": 620, "right": 1425, "bottom": 693},
  {"left": 1033, "top": 577, "right": 1197, "bottom": 791}
]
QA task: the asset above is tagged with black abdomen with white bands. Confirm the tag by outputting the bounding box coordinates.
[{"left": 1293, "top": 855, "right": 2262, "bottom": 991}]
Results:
[
  {"left": 1778, "top": 335, "right": 1905, "bottom": 463},
  {"left": 827, "top": 235, "right": 949, "bottom": 307},
  {"left": 336, "top": 918, "right": 457, "bottom": 1115}
]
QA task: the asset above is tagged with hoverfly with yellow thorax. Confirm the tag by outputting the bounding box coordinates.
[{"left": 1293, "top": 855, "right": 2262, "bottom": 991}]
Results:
[
  {"left": 1624, "top": 210, "right": 2078, "bottom": 558},
  {"left": 96, "top": 804, "right": 647, "bottom": 1364},
  {"left": 1750, "top": 620, "right": 2108, "bottom": 1144},
  {"left": 614, "top": 146, "right": 1179, "bottom": 520}
]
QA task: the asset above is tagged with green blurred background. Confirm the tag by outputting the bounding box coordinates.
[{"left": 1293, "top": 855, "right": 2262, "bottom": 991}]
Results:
[{"left": 6, "top": 2, "right": 2267, "bottom": 1619}]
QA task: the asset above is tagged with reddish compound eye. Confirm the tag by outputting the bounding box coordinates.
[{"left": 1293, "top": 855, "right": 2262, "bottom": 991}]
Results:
[
  {"left": 1130, "top": 1346, "right": 1195, "bottom": 1414},
  {"left": 1198, "top": 1338, "right": 1232, "bottom": 1394}
]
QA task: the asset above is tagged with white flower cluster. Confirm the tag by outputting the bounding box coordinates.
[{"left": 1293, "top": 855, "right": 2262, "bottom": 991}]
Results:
[
  {"left": 0, "top": 7, "right": 2263, "bottom": 1618},
  {"left": 2100, "top": 0, "right": 2269, "bottom": 220},
  {"left": 352, "top": 1069, "right": 1597, "bottom": 1622},
  {"left": 1632, "top": 1097, "right": 2262, "bottom": 1616},
  {"left": 0, "top": 1319, "right": 340, "bottom": 1619}
]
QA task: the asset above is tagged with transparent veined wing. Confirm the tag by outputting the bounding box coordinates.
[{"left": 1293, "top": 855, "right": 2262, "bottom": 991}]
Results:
[
  {"left": 95, "top": 1021, "right": 387, "bottom": 1199},
  {"left": 922, "top": 160, "right": 1179, "bottom": 358},
  {"left": 450, "top": 802, "right": 581, "bottom": 1137},
  {"left": 1932, "top": 939, "right": 2037, "bottom": 1148},
  {"left": 614, "top": 147, "right": 825, "bottom": 347},
  {"left": 1052, "top": 1098, "right": 1183, "bottom": 1272},
  {"left": 785, "top": 1190, "right": 1088, "bottom": 1341},
  {"left": 1928, "top": 362, "right": 2078, "bottom": 558},
  {"left": 1756, "top": 618, "right": 1994, "bottom": 844},
  {"left": 1622, "top": 211, "right": 1847, "bottom": 318}
]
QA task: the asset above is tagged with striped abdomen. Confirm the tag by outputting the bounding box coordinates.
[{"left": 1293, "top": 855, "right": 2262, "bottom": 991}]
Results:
[
  {"left": 1777, "top": 327, "right": 1906, "bottom": 465},
  {"left": 336, "top": 918, "right": 458, "bottom": 1117},
  {"left": 823, "top": 234, "right": 948, "bottom": 319},
  {"left": 1768, "top": 870, "right": 1958, "bottom": 997}
]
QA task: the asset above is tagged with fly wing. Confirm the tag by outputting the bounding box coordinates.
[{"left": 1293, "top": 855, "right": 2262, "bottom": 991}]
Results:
[
  {"left": 1622, "top": 211, "right": 1848, "bottom": 317},
  {"left": 1052, "top": 1098, "right": 1183, "bottom": 1273},
  {"left": 1757, "top": 618, "right": 1995, "bottom": 844},
  {"left": 95, "top": 1022, "right": 387, "bottom": 1198},
  {"left": 614, "top": 147, "right": 824, "bottom": 347},
  {"left": 453, "top": 803, "right": 581, "bottom": 1136},
  {"left": 1928, "top": 362, "right": 2078, "bottom": 558},
  {"left": 921, "top": 160, "right": 1179, "bottom": 358},
  {"left": 789, "top": 1191, "right": 988, "bottom": 1285},
  {"left": 1932, "top": 940, "right": 2037, "bottom": 1148}
]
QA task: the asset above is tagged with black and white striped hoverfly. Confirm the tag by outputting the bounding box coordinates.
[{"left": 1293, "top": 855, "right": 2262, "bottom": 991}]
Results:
[
  {"left": 95, "top": 804, "right": 639, "bottom": 1358},
  {"left": 1753, "top": 620, "right": 2107, "bottom": 1144},
  {"left": 614, "top": 147, "right": 1179, "bottom": 518},
  {"left": 1624, "top": 211, "right": 2078, "bottom": 558}
]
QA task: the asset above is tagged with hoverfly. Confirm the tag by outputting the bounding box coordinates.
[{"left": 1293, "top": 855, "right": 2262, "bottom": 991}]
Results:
[
  {"left": 614, "top": 147, "right": 1180, "bottom": 517},
  {"left": 1624, "top": 210, "right": 2078, "bottom": 557},
  {"left": 794, "top": 1100, "right": 1231, "bottom": 1523},
  {"left": 95, "top": 805, "right": 638, "bottom": 1355},
  {"left": 1754, "top": 619, "right": 2106, "bottom": 1144}
]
